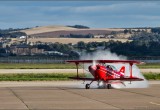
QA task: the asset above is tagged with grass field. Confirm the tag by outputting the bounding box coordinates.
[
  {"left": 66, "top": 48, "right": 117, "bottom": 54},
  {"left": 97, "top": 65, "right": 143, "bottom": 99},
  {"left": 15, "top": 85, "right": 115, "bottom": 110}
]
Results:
[
  {"left": 28, "top": 38, "right": 130, "bottom": 44},
  {"left": 137, "top": 63, "right": 160, "bottom": 69},
  {"left": 143, "top": 73, "right": 160, "bottom": 80},
  {"left": 0, "top": 63, "right": 160, "bottom": 69},
  {"left": 0, "top": 73, "right": 83, "bottom": 81},
  {"left": 0, "top": 63, "right": 76, "bottom": 69},
  {"left": 0, "top": 73, "right": 159, "bottom": 81},
  {"left": 21, "top": 25, "right": 124, "bottom": 35},
  {"left": 21, "top": 25, "right": 77, "bottom": 35}
]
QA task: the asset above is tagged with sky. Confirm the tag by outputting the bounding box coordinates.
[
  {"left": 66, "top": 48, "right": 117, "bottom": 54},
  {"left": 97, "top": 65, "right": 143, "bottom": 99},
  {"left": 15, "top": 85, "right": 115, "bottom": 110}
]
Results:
[{"left": 0, "top": 1, "right": 160, "bottom": 29}]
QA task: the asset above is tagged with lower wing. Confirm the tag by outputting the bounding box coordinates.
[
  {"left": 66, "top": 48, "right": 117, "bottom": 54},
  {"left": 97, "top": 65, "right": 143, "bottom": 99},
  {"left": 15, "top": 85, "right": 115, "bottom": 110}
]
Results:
[
  {"left": 107, "top": 77, "right": 144, "bottom": 81},
  {"left": 69, "top": 77, "right": 143, "bottom": 82}
]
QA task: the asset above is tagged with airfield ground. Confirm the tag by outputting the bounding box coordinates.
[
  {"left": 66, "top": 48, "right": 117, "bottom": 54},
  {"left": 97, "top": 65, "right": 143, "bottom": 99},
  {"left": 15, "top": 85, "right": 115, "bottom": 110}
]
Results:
[
  {"left": 0, "top": 69, "right": 159, "bottom": 74},
  {"left": 0, "top": 81, "right": 160, "bottom": 110}
]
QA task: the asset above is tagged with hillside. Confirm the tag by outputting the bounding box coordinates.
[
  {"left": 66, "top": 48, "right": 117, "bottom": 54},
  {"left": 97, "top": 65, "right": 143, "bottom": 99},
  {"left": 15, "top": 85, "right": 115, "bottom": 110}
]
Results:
[
  {"left": 20, "top": 25, "right": 78, "bottom": 35},
  {"left": 21, "top": 25, "right": 125, "bottom": 38}
]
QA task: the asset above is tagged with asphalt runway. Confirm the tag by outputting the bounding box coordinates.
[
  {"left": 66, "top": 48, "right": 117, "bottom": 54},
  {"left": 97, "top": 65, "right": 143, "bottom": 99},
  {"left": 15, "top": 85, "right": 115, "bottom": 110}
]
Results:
[{"left": 0, "top": 81, "right": 160, "bottom": 110}]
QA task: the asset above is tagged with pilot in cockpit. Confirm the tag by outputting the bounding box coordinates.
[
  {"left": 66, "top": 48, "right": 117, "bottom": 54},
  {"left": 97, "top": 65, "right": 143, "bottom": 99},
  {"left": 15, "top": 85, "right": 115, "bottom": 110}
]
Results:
[{"left": 106, "top": 65, "right": 113, "bottom": 71}]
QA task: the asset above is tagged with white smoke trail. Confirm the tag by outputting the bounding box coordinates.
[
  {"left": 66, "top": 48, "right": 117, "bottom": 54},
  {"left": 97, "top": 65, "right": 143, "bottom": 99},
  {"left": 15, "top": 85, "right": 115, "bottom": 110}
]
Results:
[
  {"left": 80, "top": 50, "right": 148, "bottom": 88},
  {"left": 80, "top": 49, "right": 127, "bottom": 60}
]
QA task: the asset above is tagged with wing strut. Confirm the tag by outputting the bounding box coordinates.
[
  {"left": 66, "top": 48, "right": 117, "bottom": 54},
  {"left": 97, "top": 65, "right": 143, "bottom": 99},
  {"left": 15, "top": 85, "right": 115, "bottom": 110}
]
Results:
[
  {"left": 76, "top": 62, "right": 79, "bottom": 78},
  {"left": 130, "top": 63, "right": 133, "bottom": 78}
]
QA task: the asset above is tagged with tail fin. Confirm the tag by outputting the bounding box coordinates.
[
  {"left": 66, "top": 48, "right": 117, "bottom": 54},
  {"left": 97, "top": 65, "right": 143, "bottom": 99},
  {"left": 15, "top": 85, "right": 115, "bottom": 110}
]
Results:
[{"left": 119, "top": 66, "right": 125, "bottom": 74}]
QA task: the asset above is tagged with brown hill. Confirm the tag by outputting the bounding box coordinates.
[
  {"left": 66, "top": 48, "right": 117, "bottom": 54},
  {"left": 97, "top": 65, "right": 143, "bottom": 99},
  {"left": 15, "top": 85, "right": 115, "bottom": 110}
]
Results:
[
  {"left": 21, "top": 25, "right": 77, "bottom": 35},
  {"left": 30, "top": 30, "right": 114, "bottom": 38},
  {"left": 21, "top": 25, "right": 124, "bottom": 38}
]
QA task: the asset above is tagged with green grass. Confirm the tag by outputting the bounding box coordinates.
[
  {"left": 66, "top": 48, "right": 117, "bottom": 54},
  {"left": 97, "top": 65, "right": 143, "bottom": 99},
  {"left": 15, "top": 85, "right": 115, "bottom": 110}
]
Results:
[
  {"left": 0, "top": 73, "right": 84, "bottom": 81},
  {"left": 138, "top": 63, "right": 160, "bottom": 69},
  {"left": 143, "top": 73, "right": 160, "bottom": 80},
  {"left": 0, "top": 63, "right": 76, "bottom": 69},
  {"left": 0, "top": 73, "right": 159, "bottom": 81},
  {"left": 0, "top": 63, "right": 159, "bottom": 69}
]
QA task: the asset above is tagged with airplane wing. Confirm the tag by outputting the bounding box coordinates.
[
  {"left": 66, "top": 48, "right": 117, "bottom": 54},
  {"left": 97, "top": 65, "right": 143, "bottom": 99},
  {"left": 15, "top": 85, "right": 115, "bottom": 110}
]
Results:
[
  {"left": 66, "top": 60, "right": 94, "bottom": 63},
  {"left": 106, "top": 77, "right": 144, "bottom": 81},
  {"left": 97, "top": 60, "right": 143, "bottom": 64},
  {"left": 69, "top": 77, "right": 97, "bottom": 81},
  {"left": 66, "top": 60, "right": 143, "bottom": 64},
  {"left": 69, "top": 77, "right": 143, "bottom": 81}
]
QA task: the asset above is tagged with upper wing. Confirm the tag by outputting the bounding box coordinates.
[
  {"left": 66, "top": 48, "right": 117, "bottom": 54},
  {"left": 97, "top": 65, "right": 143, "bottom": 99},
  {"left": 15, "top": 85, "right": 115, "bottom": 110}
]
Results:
[
  {"left": 97, "top": 60, "right": 143, "bottom": 64},
  {"left": 66, "top": 60, "right": 94, "bottom": 63},
  {"left": 66, "top": 60, "right": 143, "bottom": 64}
]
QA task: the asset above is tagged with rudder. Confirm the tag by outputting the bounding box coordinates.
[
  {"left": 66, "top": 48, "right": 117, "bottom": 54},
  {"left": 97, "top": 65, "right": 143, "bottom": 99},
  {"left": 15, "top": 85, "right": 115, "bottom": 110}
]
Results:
[{"left": 119, "top": 66, "right": 125, "bottom": 74}]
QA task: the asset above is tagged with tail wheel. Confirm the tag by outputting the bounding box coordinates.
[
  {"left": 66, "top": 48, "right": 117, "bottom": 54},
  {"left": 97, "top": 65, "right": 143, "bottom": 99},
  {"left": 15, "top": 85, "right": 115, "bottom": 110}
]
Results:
[
  {"left": 85, "top": 84, "right": 90, "bottom": 89},
  {"left": 107, "top": 84, "right": 112, "bottom": 89}
]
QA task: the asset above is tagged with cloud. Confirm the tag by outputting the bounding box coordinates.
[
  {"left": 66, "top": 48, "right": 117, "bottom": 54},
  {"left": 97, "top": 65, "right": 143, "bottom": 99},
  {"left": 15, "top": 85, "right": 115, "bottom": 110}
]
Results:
[
  {"left": 71, "top": 2, "right": 160, "bottom": 15},
  {"left": 0, "top": 1, "right": 160, "bottom": 28}
]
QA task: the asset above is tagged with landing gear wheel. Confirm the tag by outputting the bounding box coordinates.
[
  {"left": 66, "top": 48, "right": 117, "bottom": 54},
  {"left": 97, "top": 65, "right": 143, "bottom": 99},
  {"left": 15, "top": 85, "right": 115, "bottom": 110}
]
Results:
[
  {"left": 85, "top": 84, "right": 90, "bottom": 89},
  {"left": 107, "top": 84, "right": 112, "bottom": 89}
]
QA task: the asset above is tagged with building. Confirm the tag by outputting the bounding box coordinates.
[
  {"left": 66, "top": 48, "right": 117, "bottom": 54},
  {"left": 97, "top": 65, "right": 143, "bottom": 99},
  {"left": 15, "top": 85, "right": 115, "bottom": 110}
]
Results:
[
  {"left": 0, "top": 48, "right": 10, "bottom": 57},
  {"left": 94, "top": 35, "right": 105, "bottom": 38},
  {"left": 10, "top": 45, "right": 44, "bottom": 55}
]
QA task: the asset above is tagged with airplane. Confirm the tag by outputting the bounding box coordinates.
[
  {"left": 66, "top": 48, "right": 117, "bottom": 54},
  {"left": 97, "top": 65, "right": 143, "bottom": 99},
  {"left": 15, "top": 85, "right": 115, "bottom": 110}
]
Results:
[{"left": 66, "top": 60, "right": 144, "bottom": 89}]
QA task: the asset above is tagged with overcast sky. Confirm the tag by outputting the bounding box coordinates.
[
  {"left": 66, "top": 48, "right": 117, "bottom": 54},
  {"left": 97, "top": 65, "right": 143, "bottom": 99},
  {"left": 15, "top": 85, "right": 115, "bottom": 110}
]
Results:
[{"left": 0, "top": 1, "right": 160, "bottom": 29}]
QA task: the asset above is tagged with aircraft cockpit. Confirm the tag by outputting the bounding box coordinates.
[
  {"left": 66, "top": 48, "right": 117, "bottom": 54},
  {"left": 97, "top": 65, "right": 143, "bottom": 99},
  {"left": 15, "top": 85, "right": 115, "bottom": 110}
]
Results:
[{"left": 106, "top": 65, "right": 117, "bottom": 71}]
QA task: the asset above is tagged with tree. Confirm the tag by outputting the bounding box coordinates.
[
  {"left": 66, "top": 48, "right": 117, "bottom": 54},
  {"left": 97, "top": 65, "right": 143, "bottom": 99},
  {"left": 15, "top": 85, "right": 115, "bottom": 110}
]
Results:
[
  {"left": 111, "top": 31, "right": 117, "bottom": 35},
  {"left": 67, "top": 25, "right": 90, "bottom": 29},
  {"left": 124, "top": 29, "right": 129, "bottom": 34},
  {"left": 151, "top": 27, "right": 160, "bottom": 34},
  {"left": 77, "top": 41, "right": 86, "bottom": 49}
]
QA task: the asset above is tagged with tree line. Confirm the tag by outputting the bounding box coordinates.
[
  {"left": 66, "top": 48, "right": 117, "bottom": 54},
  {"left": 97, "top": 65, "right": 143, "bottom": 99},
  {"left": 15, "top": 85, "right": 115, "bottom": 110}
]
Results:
[
  {"left": 60, "top": 34, "right": 94, "bottom": 38},
  {"left": 1, "top": 26, "right": 160, "bottom": 58},
  {"left": 0, "top": 28, "right": 27, "bottom": 38}
]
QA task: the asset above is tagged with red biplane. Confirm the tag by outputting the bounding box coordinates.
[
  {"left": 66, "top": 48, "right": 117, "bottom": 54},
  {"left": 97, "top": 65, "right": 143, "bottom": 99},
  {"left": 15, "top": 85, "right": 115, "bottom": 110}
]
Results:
[{"left": 66, "top": 60, "right": 144, "bottom": 89}]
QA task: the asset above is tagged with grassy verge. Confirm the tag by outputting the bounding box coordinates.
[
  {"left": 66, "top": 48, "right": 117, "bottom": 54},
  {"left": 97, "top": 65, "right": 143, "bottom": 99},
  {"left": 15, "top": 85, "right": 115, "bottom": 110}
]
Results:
[
  {"left": 0, "top": 73, "right": 159, "bottom": 81},
  {"left": 138, "top": 63, "right": 160, "bottom": 69},
  {"left": 0, "top": 73, "right": 85, "bottom": 81},
  {"left": 0, "top": 63, "right": 160, "bottom": 69},
  {"left": 0, "top": 63, "right": 76, "bottom": 69},
  {"left": 143, "top": 73, "right": 160, "bottom": 80}
]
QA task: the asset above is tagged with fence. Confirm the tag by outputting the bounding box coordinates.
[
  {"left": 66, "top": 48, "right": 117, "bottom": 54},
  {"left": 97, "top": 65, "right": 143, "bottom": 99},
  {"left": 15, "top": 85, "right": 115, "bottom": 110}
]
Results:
[
  {"left": 0, "top": 57, "right": 77, "bottom": 64},
  {"left": 0, "top": 56, "right": 160, "bottom": 63}
]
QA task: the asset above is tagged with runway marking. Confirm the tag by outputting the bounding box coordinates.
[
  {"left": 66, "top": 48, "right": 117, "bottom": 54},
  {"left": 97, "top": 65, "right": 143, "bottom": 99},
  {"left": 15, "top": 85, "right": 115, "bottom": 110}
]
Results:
[
  {"left": 7, "top": 87, "right": 29, "bottom": 110},
  {"left": 150, "top": 102, "right": 160, "bottom": 106}
]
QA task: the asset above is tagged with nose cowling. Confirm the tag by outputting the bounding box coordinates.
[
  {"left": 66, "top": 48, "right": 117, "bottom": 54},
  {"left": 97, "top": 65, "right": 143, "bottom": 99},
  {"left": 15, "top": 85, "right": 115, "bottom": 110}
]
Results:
[
  {"left": 88, "top": 65, "right": 97, "bottom": 77},
  {"left": 96, "top": 65, "right": 100, "bottom": 70},
  {"left": 88, "top": 65, "right": 97, "bottom": 71},
  {"left": 88, "top": 65, "right": 92, "bottom": 71},
  {"left": 95, "top": 65, "right": 107, "bottom": 80}
]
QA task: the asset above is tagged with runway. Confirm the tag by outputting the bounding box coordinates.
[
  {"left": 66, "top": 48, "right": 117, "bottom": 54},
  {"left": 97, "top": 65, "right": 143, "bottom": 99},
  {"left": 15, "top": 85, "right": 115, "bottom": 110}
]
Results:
[
  {"left": 0, "top": 81, "right": 160, "bottom": 110},
  {"left": 0, "top": 68, "right": 159, "bottom": 74}
]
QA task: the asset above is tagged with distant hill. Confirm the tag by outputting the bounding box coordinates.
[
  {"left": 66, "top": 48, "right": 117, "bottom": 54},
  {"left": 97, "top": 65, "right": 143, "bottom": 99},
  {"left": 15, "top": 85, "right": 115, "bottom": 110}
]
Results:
[
  {"left": 20, "top": 25, "right": 77, "bottom": 35},
  {"left": 21, "top": 25, "right": 124, "bottom": 38}
]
